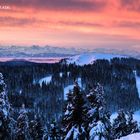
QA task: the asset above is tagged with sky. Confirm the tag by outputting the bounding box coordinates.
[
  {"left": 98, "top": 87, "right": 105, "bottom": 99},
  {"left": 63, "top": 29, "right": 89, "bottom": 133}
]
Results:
[{"left": 0, "top": 0, "right": 140, "bottom": 49}]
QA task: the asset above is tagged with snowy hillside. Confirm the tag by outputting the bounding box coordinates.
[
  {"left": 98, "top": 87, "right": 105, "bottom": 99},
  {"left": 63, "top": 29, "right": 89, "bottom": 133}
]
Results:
[
  {"left": 117, "top": 133, "right": 140, "bottom": 140},
  {"left": 134, "top": 70, "right": 140, "bottom": 98},
  {"left": 39, "top": 76, "right": 52, "bottom": 86},
  {"left": 66, "top": 53, "right": 126, "bottom": 66}
]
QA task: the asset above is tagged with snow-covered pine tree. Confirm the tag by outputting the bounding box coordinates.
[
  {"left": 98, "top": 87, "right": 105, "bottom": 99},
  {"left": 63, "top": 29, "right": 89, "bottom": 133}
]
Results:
[
  {"left": 62, "top": 81, "right": 88, "bottom": 140},
  {"left": 15, "top": 104, "right": 30, "bottom": 140},
  {"left": 112, "top": 110, "right": 128, "bottom": 139},
  {"left": 0, "top": 73, "right": 15, "bottom": 139},
  {"left": 87, "top": 83, "right": 112, "bottom": 140},
  {"left": 126, "top": 111, "right": 139, "bottom": 135},
  {"left": 29, "top": 116, "right": 44, "bottom": 140}
]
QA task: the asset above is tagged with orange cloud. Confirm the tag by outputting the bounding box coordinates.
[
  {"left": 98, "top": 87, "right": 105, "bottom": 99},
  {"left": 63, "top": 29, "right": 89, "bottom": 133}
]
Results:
[{"left": 0, "top": 0, "right": 139, "bottom": 49}]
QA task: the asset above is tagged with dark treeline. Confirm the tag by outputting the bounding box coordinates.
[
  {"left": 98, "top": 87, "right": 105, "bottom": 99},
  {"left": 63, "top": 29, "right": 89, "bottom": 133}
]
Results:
[{"left": 0, "top": 57, "right": 140, "bottom": 123}]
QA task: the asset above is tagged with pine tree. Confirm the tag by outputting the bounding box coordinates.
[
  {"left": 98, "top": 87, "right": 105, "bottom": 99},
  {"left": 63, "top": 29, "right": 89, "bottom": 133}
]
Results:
[
  {"left": 112, "top": 110, "right": 128, "bottom": 139},
  {"left": 0, "top": 73, "right": 15, "bottom": 139},
  {"left": 87, "top": 83, "right": 112, "bottom": 140},
  {"left": 15, "top": 104, "right": 30, "bottom": 140},
  {"left": 62, "top": 81, "right": 88, "bottom": 140},
  {"left": 29, "top": 116, "right": 44, "bottom": 140},
  {"left": 126, "top": 111, "right": 139, "bottom": 135}
]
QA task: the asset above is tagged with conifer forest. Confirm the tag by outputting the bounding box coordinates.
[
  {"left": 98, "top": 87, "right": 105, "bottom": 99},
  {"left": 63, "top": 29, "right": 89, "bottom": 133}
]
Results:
[{"left": 0, "top": 57, "right": 140, "bottom": 139}]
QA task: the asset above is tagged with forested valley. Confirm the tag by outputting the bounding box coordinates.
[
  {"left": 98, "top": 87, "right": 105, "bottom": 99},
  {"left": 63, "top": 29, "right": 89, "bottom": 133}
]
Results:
[{"left": 0, "top": 57, "right": 140, "bottom": 139}]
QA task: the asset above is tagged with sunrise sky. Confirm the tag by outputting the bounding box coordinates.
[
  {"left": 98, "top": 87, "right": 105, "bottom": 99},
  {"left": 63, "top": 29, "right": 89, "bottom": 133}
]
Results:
[{"left": 0, "top": 0, "right": 140, "bottom": 49}]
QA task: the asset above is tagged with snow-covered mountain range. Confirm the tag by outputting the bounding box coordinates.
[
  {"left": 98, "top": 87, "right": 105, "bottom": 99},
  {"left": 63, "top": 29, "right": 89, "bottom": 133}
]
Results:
[
  {"left": 66, "top": 53, "right": 127, "bottom": 66},
  {"left": 0, "top": 45, "right": 88, "bottom": 57},
  {"left": 0, "top": 45, "right": 140, "bottom": 59},
  {"left": 1, "top": 45, "right": 140, "bottom": 65},
  {"left": 0, "top": 52, "right": 127, "bottom": 64}
]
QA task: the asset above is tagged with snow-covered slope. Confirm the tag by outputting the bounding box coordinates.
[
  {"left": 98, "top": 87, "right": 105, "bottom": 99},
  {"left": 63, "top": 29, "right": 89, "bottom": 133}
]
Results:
[
  {"left": 134, "top": 71, "right": 140, "bottom": 98},
  {"left": 38, "top": 75, "right": 82, "bottom": 100},
  {"left": 66, "top": 53, "right": 126, "bottom": 66},
  {"left": 117, "top": 133, "right": 140, "bottom": 140},
  {"left": 39, "top": 76, "right": 52, "bottom": 86}
]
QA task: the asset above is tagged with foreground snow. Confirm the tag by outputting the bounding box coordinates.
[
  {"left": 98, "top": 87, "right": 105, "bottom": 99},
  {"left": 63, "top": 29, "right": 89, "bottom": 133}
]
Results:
[
  {"left": 117, "top": 133, "right": 140, "bottom": 140},
  {"left": 67, "top": 53, "right": 125, "bottom": 66}
]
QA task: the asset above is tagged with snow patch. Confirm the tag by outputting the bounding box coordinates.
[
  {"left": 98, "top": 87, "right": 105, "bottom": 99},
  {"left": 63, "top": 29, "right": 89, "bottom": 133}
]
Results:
[
  {"left": 64, "top": 78, "right": 82, "bottom": 100},
  {"left": 64, "top": 85, "right": 74, "bottom": 100},
  {"left": 59, "top": 72, "right": 63, "bottom": 77},
  {"left": 110, "top": 112, "right": 118, "bottom": 123},
  {"left": 39, "top": 76, "right": 52, "bottom": 86},
  {"left": 133, "top": 110, "right": 140, "bottom": 125}
]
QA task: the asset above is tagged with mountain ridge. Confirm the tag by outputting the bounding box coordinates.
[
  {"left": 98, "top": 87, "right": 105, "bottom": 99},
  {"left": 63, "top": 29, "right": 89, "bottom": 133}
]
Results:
[{"left": 0, "top": 45, "right": 140, "bottom": 59}]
